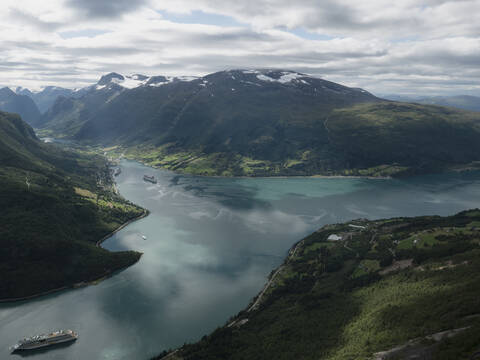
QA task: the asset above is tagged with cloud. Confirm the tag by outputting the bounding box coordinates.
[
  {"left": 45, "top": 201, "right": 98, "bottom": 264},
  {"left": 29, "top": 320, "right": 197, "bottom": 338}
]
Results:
[
  {"left": 0, "top": 1, "right": 478, "bottom": 95},
  {"left": 8, "top": 8, "right": 63, "bottom": 31},
  {"left": 153, "top": 0, "right": 480, "bottom": 39},
  {"left": 65, "top": 0, "right": 148, "bottom": 19}
]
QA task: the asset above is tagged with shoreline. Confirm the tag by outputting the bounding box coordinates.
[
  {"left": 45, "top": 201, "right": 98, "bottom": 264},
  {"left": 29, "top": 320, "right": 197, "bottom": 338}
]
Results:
[
  {"left": 122, "top": 157, "right": 392, "bottom": 180},
  {"left": 96, "top": 209, "right": 149, "bottom": 247},
  {"left": 0, "top": 210, "right": 149, "bottom": 304},
  {"left": 162, "top": 235, "right": 306, "bottom": 358}
]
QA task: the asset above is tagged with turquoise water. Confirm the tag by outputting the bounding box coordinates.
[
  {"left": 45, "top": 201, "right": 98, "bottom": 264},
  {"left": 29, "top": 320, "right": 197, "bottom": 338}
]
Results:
[{"left": 1, "top": 161, "right": 480, "bottom": 359}]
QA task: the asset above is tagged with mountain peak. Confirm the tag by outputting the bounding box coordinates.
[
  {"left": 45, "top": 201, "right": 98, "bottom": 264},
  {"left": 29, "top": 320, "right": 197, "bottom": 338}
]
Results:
[
  {"left": 98, "top": 72, "right": 125, "bottom": 85},
  {"left": 206, "top": 69, "right": 317, "bottom": 87},
  {"left": 0, "top": 87, "right": 16, "bottom": 97}
]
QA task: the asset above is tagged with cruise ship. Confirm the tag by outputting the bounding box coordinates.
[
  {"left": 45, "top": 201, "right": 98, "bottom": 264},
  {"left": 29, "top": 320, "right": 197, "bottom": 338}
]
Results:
[
  {"left": 11, "top": 330, "right": 78, "bottom": 352},
  {"left": 143, "top": 174, "right": 157, "bottom": 184}
]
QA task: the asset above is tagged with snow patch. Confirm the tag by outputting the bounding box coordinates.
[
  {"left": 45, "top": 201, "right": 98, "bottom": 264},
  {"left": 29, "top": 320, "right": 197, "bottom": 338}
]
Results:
[
  {"left": 111, "top": 75, "right": 147, "bottom": 89},
  {"left": 148, "top": 75, "right": 198, "bottom": 87},
  {"left": 256, "top": 74, "right": 275, "bottom": 82},
  {"left": 240, "top": 80, "right": 262, "bottom": 87},
  {"left": 255, "top": 71, "right": 308, "bottom": 84},
  {"left": 177, "top": 76, "right": 198, "bottom": 82},
  {"left": 149, "top": 77, "right": 174, "bottom": 87},
  {"left": 256, "top": 72, "right": 305, "bottom": 84},
  {"left": 96, "top": 73, "right": 199, "bottom": 90}
]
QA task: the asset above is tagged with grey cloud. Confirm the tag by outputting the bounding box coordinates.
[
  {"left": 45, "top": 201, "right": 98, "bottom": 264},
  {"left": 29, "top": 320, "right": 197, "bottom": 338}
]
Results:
[
  {"left": 52, "top": 45, "right": 142, "bottom": 56},
  {"left": 9, "top": 9, "right": 63, "bottom": 31},
  {"left": 2, "top": 1, "right": 479, "bottom": 96},
  {"left": 65, "top": 0, "right": 147, "bottom": 18},
  {"left": 1, "top": 40, "right": 52, "bottom": 51}
]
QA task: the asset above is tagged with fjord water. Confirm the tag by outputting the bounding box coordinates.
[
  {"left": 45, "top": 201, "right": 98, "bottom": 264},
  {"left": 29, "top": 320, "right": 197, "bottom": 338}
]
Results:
[{"left": 2, "top": 161, "right": 480, "bottom": 359}]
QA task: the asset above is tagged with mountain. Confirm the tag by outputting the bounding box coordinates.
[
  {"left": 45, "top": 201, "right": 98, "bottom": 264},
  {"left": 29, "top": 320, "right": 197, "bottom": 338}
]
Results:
[
  {"left": 26, "top": 86, "right": 76, "bottom": 113},
  {"left": 0, "top": 111, "right": 145, "bottom": 300},
  {"left": 15, "top": 86, "right": 34, "bottom": 97},
  {"left": 40, "top": 69, "right": 381, "bottom": 175},
  {"left": 383, "top": 94, "right": 480, "bottom": 112},
  {"left": 326, "top": 102, "right": 480, "bottom": 174},
  {"left": 39, "top": 69, "right": 480, "bottom": 177},
  {"left": 0, "top": 87, "right": 41, "bottom": 125},
  {"left": 158, "top": 210, "right": 480, "bottom": 360},
  {"left": 415, "top": 95, "right": 480, "bottom": 112},
  {"left": 36, "top": 72, "right": 188, "bottom": 133}
]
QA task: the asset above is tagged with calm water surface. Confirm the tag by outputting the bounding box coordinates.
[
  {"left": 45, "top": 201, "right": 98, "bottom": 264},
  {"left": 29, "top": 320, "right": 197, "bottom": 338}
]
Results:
[{"left": 1, "top": 161, "right": 480, "bottom": 359}]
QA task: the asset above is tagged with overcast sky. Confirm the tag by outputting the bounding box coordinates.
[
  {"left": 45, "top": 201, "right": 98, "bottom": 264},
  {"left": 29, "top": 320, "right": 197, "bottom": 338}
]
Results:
[{"left": 1, "top": 0, "right": 479, "bottom": 95}]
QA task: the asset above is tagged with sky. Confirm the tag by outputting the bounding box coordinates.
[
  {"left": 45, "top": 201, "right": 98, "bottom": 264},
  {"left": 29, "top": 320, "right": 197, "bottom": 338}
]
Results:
[{"left": 1, "top": 0, "right": 479, "bottom": 96}]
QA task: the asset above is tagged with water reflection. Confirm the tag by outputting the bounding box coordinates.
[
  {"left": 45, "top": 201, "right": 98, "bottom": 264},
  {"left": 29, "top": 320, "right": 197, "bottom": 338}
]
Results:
[{"left": 1, "top": 161, "right": 480, "bottom": 360}]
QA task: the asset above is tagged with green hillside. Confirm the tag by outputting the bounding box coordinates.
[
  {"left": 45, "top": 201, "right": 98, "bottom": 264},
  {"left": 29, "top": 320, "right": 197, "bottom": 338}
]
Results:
[
  {"left": 0, "top": 111, "right": 145, "bottom": 300},
  {"left": 158, "top": 210, "right": 480, "bottom": 360},
  {"left": 106, "top": 101, "right": 480, "bottom": 177},
  {"left": 39, "top": 70, "right": 380, "bottom": 176},
  {"left": 327, "top": 102, "right": 480, "bottom": 175}
]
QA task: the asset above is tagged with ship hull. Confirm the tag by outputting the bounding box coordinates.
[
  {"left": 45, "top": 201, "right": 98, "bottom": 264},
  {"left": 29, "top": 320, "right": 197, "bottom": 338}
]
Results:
[
  {"left": 13, "top": 337, "right": 77, "bottom": 351},
  {"left": 11, "top": 331, "right": 78, "bottom": 353},
  {"left": 143, "top": 175, "right": 157, "bottom": 184}
]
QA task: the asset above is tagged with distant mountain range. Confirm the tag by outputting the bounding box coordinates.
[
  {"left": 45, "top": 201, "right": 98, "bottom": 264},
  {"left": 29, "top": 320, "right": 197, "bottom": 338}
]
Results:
[
  {"left": 0, "top": 87, "right": 40, "bottom": 125},
  {"left": 383, "top": 94, "right": 480, "bottom": 112},
  {"left": 2, "top": 69, "right": 480, "bottom": 177},
  {"left": 16, "top": 86, "right": 77, "bottom": 113}
]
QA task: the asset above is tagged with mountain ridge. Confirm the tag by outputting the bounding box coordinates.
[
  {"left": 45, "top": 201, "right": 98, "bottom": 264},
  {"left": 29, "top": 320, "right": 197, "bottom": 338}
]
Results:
[
  {"left": 35, "top": 69, "right": 480, "bottom": 177},
  {"left": 40, "top": 69, "right": 384, "bottom": 176}
]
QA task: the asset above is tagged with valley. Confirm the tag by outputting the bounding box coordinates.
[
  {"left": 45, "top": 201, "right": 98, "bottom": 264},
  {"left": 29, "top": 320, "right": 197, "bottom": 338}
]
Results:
[
  {"left": 2, "top": 69, "right": 480, "bottom": 359},
  {"left": 2, "top": 1, "right": 479, "bottom": 358},
  {"left": 1, "top": 159, "right": 480, "bottom": 359}
]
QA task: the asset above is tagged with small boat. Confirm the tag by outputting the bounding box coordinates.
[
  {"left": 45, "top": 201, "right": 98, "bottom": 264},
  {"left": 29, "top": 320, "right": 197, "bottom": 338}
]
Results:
[
  {"left": 114, "top": 167, "right": 122, "bottom": 176},
  {"left": 142, "top": 235, "right": 147, "bottom": 240},
  {"left": 10, "top": 330, "right": 78, "bottom": 352},
  {"left": 143, "top": 175, "right": 157, "bottom": 184}
]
